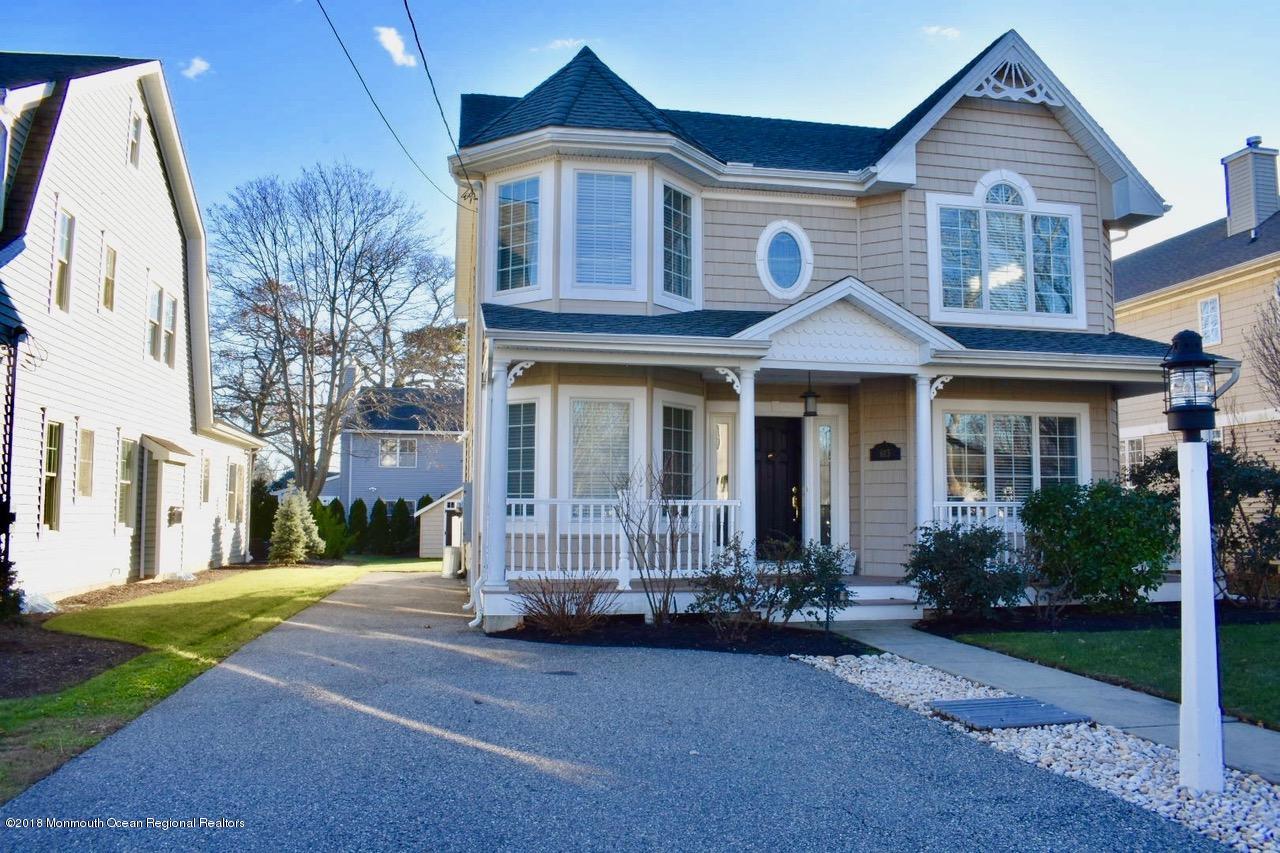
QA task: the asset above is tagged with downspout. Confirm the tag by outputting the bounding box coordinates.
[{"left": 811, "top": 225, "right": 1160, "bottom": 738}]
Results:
[{"left": 1215, "top": 364, "right": 1242, "bottom": 402}]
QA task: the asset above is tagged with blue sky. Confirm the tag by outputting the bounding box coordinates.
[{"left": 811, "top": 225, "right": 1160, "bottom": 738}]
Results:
[{"left": 9, "top": 1, "right": 1279, "bottom": 258}]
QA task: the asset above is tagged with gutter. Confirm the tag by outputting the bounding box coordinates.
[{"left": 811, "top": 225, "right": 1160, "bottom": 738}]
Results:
[{"left": 484, "top": 328, "right": 771, "bottom": 359}]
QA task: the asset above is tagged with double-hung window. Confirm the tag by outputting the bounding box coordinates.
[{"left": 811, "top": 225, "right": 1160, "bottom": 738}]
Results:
[
  {"left": 147, "top": 285, "right": 164, "bottom": 360},
  {"left": 943, "top": 411, "right": 1081, "bottom": 503},
  {"left": 163, "top": 294, "right": 178, "bottom": 366},
  {"left": 931, "top": 174, "right": 1081, "bottom": 326},
  {"left": 661, "top": 405, "right": 694, "bottom": 501},
  {"left": 77, "top": 428, "right": 95, "bottom": 498},
  {"left": 54, "top": 210, "right": 75, "bottom": 311},
  {"left": 118, "top": 438, "right": 137, "bottom": 526},
  {"left": 496, "top": 177, "right": 539, "bottom": 292},
  {"left": 128, "top": 113, "right": 143, "bottom": 167},
  {"left": 507, "top": 402, "right": 536, "bottom": 516},
  {"left": 571, "top": 400, "right": 630, "bottom": 515},
  {"left": 1121, "top": 437, "right": 1145, "bottom": 486},
  {"left": 662, "top": 186, "right": 693, "bottom": 300},
  {"left": 379, "top": 438, "right": 417, "bottom": 468},
  {"left": 1199, "top": 296, "right": 1221, "bottom": 345},
  {"left": 101, "top": 245, "right": 117, "bottom": 311},
  {"left": 226, "top": 462, "right": 244, "bottom": 522},
  {"left": 43, "top": 421, "right": 63, "bottom": 529},
  {"left": 201, "top": 455, "right": 211, "bottom": 503},
  {"left": 574, "top": 172, "right": 632, "bottom": 287}
]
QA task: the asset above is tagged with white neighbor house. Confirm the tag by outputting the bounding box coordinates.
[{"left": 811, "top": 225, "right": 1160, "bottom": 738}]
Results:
[
  {"left": 0, "top": 53, "right": 263, "bottom": 603},
  {"left": 451, "top": 32, "right": 1195, "bottom": 631}
]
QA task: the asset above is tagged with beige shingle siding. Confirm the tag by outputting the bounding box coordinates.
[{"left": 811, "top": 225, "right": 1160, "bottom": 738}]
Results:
[{"left": 4, "top": 72, "right": 253, "bottom": 598}]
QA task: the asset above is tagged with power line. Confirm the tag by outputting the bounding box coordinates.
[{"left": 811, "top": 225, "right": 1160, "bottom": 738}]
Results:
[
  {"left": 312, "top": 0, "right": 463, "bottom": 209},
  {"left": 401, "top": 0, "right": 475, "bottom": 202}
]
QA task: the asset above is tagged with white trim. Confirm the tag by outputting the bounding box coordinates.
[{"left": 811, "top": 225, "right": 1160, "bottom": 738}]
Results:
[
  {"left": 754, "top": 220, "right": 814, "bottom": 299},
  {"left": 1198, "top": 294, "right": 1222, "bottom": 346},
  {"left": 652, "top": 389, "right": 705, "bottom": 500},
  {"left": 483, "top": 162, "right": 555, "bottom": 305},
  {"left": 560, "top": 162, "right": 649, "bottom": 302},
  {"left": 926, "top": 169, "right": 1088, "bottom": 330},
  {"left": 414, "top": 485, "right": 465, "bottom": 517},
  {"left": 652, "top": 169, "right": 703, "bottom": 310},
  {"left": 932, "top": 399, "right": 1092, "bottom": 501}
]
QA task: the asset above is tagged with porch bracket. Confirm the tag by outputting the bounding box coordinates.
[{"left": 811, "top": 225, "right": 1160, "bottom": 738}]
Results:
[
  {"left": 929, "top": 375, "right": 953, "bottom": 400},
  {"left": 714, "top": 367, "right": 741, "bottom": 395},
  {"left": 507, "top": 361, "right": 536, "bottom": 388}
]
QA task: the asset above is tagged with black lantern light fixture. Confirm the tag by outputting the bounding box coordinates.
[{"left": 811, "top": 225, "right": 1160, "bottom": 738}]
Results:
[
  {"left": 1162, "top": 329, "right": 1219, "bottom": 441},
  {"left": 801, "top": 371, "right": 819, "bottom": 417}
]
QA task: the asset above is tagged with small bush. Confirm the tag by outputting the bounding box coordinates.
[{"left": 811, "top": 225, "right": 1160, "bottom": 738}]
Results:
[
  {"left": 269, "top": 488, "right": 325, "bottom": 564},
  {"left": 0, "top": 557, "right": 22, "bottom": 621},
  {"left": 390, "top": 498, "right": 415, "bottom": 555},
  {"left": 515, "top": 570, "right": 619, "bottom": 636},
  {"left": 1020, "top": 480, "right": 1176, "bottom": 620},
  {"left": 366, "top": 499, "right": 390, "bottom": 554},
  {"left": 347, "top": 499, "right": 368, "bottom": 552},
  {"left": 327, "top": 498, "right": 345, "bottom": 527},
  {"left": 905, "top": 523, "right": 1024, "bottom": 619},
  {"left": 688, "top": 535, "right": 792, "bottom": 643},
  {"left": 793, "top": 542, "right": 855, "bottom": 632}
]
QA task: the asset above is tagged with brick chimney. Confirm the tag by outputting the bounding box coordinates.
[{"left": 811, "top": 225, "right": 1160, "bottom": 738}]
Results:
[{"left": 1222, "top": 136, "right": 1280, "bottom": 237}]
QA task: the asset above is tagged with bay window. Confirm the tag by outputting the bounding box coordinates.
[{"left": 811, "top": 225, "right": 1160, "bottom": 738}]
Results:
[
  {"left": 661, "top": 405, "right": 694, "bottom": 500},
  {"left": 662, "top": 185, "right": 693, "bottom": 300},
  {"left": 507, "top": 402, "right": 536, "bottom": 516},
  {"left": 943, "top": 409, "right": 1083, "bottom": 503},
  {"left": 571, "top": 399, "right": 631, "bottom": 504},
  {"left": 574, "top": 171, "right": 633, "bottom": 287},
  {"left": 928, "top": 171, "right": 1084, "bottom": 329}
]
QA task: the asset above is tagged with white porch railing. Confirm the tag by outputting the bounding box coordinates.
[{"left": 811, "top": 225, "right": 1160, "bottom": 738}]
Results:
[
  {"left": 933, "top": 501, "right": 1025, "bottom": 554},
  {"left": 504, "top": 498, "right": 740, "bottom": 587}
]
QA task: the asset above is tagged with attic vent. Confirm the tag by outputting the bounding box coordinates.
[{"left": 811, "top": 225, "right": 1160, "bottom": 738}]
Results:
[{"left": 969, "top": 59, "right": 1063, "bottom": 106}]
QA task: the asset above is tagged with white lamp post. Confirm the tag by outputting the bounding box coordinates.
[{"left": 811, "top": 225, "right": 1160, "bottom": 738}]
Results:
[{"left": 1162, "top": 329, "right": 1224, "bottom": 793}]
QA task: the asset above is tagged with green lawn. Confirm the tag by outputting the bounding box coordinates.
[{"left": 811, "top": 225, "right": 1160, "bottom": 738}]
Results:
[
  {"left": 0, "top": 558, "right": 437, "bottom": 802},
  {"left": 955, "top": 622, "right": 1280, "bottom": 729}
]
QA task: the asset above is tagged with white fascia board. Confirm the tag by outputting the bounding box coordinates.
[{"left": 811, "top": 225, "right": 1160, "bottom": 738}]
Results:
[
  {"left": 868, "top": 31, "right": 1167, "bottom": 224},
  {"left": 414, "top": 485, "right": 465, "bottom": 517},
  {"left": 486, "top": 330, "right": 769, "bottom": 365},
  {"left": 453, "top": 128, "right": 873, "bottom": 196},
  {"left": 204, "top": 420, "right": 267, "bottom": 449},
  {"left": 0, "top": 82, "right": 54, "bottom": 117},
  {"left": 735, "top": 275, "right": 962, "bottom": 351}
]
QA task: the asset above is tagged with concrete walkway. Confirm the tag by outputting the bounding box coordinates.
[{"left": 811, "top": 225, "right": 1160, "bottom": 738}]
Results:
[
  {"left": 838, "top": 623, "right": 1280, "bottom": 782},
  {"left": 0, "top": 574, "right": 1211, "bottom": 851}
]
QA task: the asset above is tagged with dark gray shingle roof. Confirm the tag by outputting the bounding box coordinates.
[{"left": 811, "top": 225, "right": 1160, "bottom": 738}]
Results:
[
  {"left": 459, "top": 35, "right": 1011, "bottom": 174},
  {"left": 1114, "top": 212, "right": 1280, "bottom": 302},
  {"left": 0, "top": 52, "right": 147, "bottom": 89},
  {"left": 482, "top": 303, "right": 772, "bottom": 337},
  {"left": 938, "top": 326, "right": 1170, "bottom": 358},
  {"left": 348, "top": 387, "right": 463, "bottom": 432}
]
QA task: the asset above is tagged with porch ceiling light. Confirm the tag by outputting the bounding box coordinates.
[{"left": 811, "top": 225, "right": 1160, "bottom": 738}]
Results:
[
  {"left": 1162, "top": 329, "right": 1218, "bottom": 441},
  {"left": 801, "top": 371, "right": 819, "bottom": 417}
]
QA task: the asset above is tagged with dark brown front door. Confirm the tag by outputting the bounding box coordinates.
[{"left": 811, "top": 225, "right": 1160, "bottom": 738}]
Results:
[{"left": 755, "top": 417, "right": 802, "bottom": 550}]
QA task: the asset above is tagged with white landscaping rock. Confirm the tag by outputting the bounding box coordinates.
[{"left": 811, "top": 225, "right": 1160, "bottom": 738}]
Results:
[{"left": 793, "top": 653, "right": 1280, "bottom": 853}]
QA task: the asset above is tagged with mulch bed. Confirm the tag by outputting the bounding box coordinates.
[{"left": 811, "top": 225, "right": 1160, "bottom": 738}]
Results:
[
  {"left": 493, "top": 614, "right": 874, "bottom": 656},
  {"left": 0, "top": 615, "right": 145, "bottom": 699},
  {"left": 55, "top": 568, "right": 251, "bottom": 611},
  {"left": 918, "top": 601, "right": 1280, "bottom": 638}
]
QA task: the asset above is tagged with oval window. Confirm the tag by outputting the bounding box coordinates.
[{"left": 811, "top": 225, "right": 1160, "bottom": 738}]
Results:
[{"left": 767, "top": 232, "right": 802, "bottom": 289}]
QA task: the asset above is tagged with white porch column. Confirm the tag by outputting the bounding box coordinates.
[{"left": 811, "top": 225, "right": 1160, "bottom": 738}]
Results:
[
  {"left": 736, "top": 367, "right": 757, "bottom": 544},
  {"left": 484, "top": 357, "right": 510, "bottom": 587},
  {"left": 914, "top": 375, "right": 933, "bottom": 537}
]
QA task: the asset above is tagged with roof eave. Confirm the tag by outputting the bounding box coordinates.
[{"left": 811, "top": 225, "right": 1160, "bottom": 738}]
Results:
[
  {"left": 1116, "top": 249, "right": 1280, "bottom": 311},
  {"left": 484, "top": 327, "right": 771, "bottom": 360}
]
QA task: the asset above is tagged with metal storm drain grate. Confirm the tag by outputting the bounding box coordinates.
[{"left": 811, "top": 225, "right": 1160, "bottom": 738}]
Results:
[{"left": 929, "top": 697, "right": 1091, "bottom": 730}]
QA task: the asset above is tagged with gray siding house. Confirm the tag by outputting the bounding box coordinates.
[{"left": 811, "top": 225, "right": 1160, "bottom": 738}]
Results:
[
  {"left": 0, "top": 53, "right": 264, "bottom": 603},
  {"left": 329, "top": 387, "right": 463, "bottom": 508}
]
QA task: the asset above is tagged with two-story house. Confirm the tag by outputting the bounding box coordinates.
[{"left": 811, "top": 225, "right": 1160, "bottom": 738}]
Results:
[
  {"left": 1116, "top": 137, "right": 1280, "bottom": 472},
  {"left": 328, "top": 385, "right": 464, "bottom": 507},
  {"left": 0, "top": 53, "right": 264, "bottom": 605},
  {"left": 450, "top": 32, "right": 1183, "bottom": 631}
]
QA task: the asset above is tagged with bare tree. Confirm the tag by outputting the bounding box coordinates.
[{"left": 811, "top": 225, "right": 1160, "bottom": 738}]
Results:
[
  {"left": 613, "top": 465, "right": 697, "bottom": 629},
  {"left": 1249, "top": 299, "right": 1280, "bottom": 416},
  {"left": 208, "top": 162, "right": 453, "bottom": 498}
]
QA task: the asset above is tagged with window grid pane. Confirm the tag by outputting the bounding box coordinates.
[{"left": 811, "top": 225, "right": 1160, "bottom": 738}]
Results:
[
  {"left": 118, "top": 439, "right": 136, "bottom": 525},
  {"left": 992, "top": 415, "right": 1033, "bottom": 502},
  {"left": 102, "top": 247, "right": 117, "bottom": 310},
  {"left": 985, "top": 210, "right": 1028, "bottom": 311},
  {"left": 1199, "top": 297, "right": 1221, "bottom": 344},
  {"left": 571, "top": 400, "right": 630, "bottom": 501},
  {"left": 662, "top": 186, "right": 692, "bottom": 299},
  {"left": 661, "top": 405, "right": 694, "bottom": 500},
  {"left": 497, "top": 178, "right": 539, "bottom": 291},
  {"left": 78, "top": 429, "right": 95, "bottom": 497},
  {"left": 379, "top": 438, "right": 399, "bottom": 468},
  {"left": 575, "top": 173, "right": 633, "bottom": 286},
  {"left": 1038, "top": 416, "right": 1079, "bottom": 487},
  {"left": 507, "top": 402, "right": 536, "bottom": 515},
  {"left": 398, "top": 438, "right": 417, "bottom": 467},
  {"left": 1032, "top": 214, "right": 1073, "bottom": 314},
  {"left": 944, "top": 413, "right": 988, "bottom": 501},
  {"left": 940, "top": 207, "right": 982, "bottom": 308},
  {"left": 44, "top": 422, "right": 63, "bottom": 528}
]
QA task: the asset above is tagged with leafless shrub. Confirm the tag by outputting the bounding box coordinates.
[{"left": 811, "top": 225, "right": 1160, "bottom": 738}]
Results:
[
  {"left": 514, "top": 569, "right": 619, "bottom": 636},
  {"left": 613, "top": 466, "right": 696, "bottom": 630}
]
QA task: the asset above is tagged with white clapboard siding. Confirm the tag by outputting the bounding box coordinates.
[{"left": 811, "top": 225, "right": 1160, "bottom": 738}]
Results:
[{"left": 3, "top": 68, "right": 255, "bottom": 599}]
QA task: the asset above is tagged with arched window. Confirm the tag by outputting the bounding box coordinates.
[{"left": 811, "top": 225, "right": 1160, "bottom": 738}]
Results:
[{"left": 929, "top": 171, "right": 1079, "bottom": 321}]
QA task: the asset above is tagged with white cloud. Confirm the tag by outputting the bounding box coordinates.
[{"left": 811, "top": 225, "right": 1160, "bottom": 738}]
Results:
[
  {"left": 534, "top": 37, "right": 585, "bottom": 52},
  {"left": 374, "top": 26, "right": 417, "bottom": 67},
  {"left": 921, "top": 25, "right": 961, "bottom": 40},
  {"left": 181, "top": 57, "right": 211, "bottom": 80}
]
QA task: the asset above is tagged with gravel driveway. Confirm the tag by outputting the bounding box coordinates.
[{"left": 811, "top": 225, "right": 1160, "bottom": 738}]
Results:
[{"left": 0, "top": 572, "right": 1216, "bottom": 851}]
